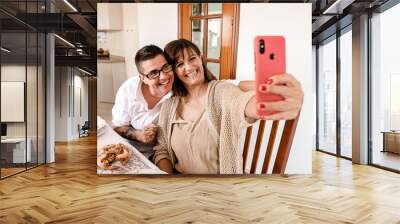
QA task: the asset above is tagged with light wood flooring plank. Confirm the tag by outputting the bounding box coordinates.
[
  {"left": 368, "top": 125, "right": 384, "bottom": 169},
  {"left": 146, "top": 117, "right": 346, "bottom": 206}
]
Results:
[{"left": 0, "top": 135, "right": 399, "bottom": 223}]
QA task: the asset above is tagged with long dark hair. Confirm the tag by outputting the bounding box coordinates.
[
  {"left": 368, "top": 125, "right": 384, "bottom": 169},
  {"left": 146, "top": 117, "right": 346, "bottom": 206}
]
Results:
[{"left": 164, "top": 39, "right": 217, "bottom": 97}]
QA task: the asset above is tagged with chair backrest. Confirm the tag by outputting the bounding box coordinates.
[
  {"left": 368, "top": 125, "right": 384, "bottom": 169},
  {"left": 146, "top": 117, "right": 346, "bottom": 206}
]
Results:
[
  {"left": 242, "top": 114, "right": 300, "bottom": 175},
  {"left": 82, "top": 121, "right": 90, "bottom": 129}
]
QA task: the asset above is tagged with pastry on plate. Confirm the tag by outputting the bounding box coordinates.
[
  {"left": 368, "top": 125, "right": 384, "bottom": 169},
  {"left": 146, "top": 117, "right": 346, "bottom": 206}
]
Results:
[{"left": 97, "top": 143, "right": 131, "bottom": 170}]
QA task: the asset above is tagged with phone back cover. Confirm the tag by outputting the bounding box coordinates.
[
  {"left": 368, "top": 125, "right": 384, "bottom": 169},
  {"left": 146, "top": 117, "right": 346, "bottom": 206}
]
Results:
[{"left": 254, "top": 36, "right": 286, "bottom": 116}]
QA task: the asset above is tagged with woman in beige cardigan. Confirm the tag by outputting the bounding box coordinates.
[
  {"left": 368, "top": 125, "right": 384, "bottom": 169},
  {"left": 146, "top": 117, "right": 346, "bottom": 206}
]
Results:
[{"left": 153, "top": 39, "right": 303, "bottom": 174}]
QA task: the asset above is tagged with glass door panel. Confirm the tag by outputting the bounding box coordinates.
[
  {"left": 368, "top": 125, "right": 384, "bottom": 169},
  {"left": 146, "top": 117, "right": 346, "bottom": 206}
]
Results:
[
  {"left": 27, "top": 31, "right": 38, "bottom": 169},
  {"left": 1, "top": 31, "right": 28, "bottom": 177},
  {"left": 370, "top": 4, "right": 400, "bottom": 171},
  {"left": 191, "top": 20, "right": 204, "bottom": 54},
  {"left": 317, "top": 37, "right": 337, "bottom": 154},
  {"left": 207, "top": 3, "right": 222, "bottom": 15},
  {"left": 192, "top": 3, "right": 203, "bottom": 16},
  {"left": 339, "top": 29, "right": 352, "bottom": 158},
  {"left": 207, "top": 18, "right": 221, "bottom": 59}
]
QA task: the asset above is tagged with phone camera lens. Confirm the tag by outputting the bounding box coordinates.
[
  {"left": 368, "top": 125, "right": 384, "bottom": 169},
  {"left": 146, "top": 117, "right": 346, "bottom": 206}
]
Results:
[
  {"left": 259, "top": 40, "right": 265, "bottom": 54},
  {"left": 270, "top": 53, "right": 275, "bottom": 60}
]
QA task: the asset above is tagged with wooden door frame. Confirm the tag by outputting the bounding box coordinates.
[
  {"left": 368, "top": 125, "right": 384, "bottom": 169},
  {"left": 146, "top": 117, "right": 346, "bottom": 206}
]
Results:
[{"left": 178, "top": 3, "right": 240, "bottom": 80}]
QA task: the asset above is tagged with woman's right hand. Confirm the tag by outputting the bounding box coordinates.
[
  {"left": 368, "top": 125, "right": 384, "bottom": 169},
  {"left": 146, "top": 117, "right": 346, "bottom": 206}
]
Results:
[
  {"left": 258, "top": 73, "right": 303, "bottom": 120},
  {"left": 244, "top": 73, "right": 303, "bottom": 120}
]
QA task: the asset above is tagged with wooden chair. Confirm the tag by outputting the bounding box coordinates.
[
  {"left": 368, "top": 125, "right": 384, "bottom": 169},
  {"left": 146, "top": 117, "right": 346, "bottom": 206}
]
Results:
[{"left": 242, "top": 114, "right": 300, "bottom": 175}]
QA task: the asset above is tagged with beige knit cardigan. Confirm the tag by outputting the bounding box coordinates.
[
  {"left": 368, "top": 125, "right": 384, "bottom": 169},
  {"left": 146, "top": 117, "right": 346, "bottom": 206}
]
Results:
[{"left": 153, "top": 80, "right": 255, "bottom": 174}]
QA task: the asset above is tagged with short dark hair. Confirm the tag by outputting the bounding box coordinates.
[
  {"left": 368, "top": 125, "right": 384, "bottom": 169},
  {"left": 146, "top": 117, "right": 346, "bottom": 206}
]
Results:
[
  {"left": 164, "top": 39, "right": 217, "bottom": 97},
  {"left": 135, "top": 45, "right": 164, "bottom": 73}
]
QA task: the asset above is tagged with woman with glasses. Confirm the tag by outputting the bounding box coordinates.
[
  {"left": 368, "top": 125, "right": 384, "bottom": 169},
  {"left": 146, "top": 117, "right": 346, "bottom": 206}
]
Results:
[{"left": 153, "top": 39, "right": 303, "bottom": 174}]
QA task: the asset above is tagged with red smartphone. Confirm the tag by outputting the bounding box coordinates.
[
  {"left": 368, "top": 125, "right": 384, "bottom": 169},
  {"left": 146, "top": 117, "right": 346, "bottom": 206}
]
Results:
[{"left": 254, "top": 35, "right": 286, "bottom": 117}]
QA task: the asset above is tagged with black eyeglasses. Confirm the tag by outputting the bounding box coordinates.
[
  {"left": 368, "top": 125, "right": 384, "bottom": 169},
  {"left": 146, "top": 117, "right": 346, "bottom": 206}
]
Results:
[{"left": 142, "top": 63, "right": 173, "bottom": 79}]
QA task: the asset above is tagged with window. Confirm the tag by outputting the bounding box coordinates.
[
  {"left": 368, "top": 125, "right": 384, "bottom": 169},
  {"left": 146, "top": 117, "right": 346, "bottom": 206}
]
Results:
[
  {"left": 316, "top": 25, "right": 354, "bottom": 159},
  {"left": 370, "top": 2, "right": 400, "bottom": 171},
  {"left": 0, "top": 1, "right": 46, "bottom": 179},
  {"left": 390, "top": 74, "right": 400, "bottom": 130},
  {"left": 179, "top": 3, "right": 239, "bottom": 79},
  {"left": 317, "top": 36, "right": 337, "bottom": 155},
  {"left": 339, "top": 28, "right": 352, "bottom": 158}
]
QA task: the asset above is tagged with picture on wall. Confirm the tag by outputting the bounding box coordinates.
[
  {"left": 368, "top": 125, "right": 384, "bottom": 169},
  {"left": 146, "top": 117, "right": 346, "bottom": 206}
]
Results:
[{"left": 96, "top": 3, "right": 312, "bottom": 175}]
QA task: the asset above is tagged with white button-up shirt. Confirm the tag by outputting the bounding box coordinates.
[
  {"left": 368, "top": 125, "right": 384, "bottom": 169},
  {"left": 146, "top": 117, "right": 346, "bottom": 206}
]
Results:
[{"left": 111, "top": 76, "right": 172, "bottom": 130}]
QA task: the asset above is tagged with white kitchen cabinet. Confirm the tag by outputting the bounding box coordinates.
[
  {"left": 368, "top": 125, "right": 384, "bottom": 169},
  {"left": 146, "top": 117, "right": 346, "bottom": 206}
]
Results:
[
  {"left": 97, "top": 4, "right": 123, "bottom": 31},
  {"left": 98, "top": 57, "right": 126, "bottom": 104}
]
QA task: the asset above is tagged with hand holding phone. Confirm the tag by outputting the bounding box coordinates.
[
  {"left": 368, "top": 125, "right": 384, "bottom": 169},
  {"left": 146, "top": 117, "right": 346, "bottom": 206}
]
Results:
[{"left": 254, "top": 36, "right": 286, "bottom": 117}]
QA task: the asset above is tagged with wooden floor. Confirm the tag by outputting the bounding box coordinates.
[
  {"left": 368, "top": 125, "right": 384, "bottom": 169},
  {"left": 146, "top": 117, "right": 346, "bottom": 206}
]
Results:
[
  {"left": 0, "top": 136, "right": 399, "bottom": 223},
  {"left": 1, "top": 163, "right": 45, "bottom": 178},
  {"left": 1, "top": 167, "right": 26, "bottom": 178}
]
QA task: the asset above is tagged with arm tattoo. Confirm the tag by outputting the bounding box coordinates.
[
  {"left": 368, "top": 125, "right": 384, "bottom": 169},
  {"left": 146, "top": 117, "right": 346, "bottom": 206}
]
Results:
[{"left": 122, "top": 126, "right": 137, "bottom": 141}]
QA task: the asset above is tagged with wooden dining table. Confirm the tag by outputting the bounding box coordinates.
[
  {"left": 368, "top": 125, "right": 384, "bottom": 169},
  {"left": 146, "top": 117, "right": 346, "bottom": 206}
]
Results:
[{"left": 97, "top": 120, "right": 166, "bottom": 175}]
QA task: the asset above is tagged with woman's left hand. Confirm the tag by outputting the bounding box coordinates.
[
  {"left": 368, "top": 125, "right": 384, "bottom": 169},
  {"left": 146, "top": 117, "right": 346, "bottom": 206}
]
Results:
[{"left": 258, "top": 73, "right": 303, "bottom": 120}]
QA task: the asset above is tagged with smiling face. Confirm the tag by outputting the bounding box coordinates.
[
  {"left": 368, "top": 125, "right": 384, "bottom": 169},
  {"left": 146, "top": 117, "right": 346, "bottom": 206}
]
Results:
[
  {"left": 139, "top": 54, "right": 174, "bottom": 98},
  {"left": 174, "top": 48, "right": 205, "bottom": 88}
]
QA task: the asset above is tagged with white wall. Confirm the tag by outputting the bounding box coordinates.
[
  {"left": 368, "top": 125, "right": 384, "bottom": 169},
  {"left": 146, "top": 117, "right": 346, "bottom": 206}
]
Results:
[
  {"left": 55, "top": 67, "right": 89, "bottom": 141},
  {"left": 236, "top": 3, "right": 312, "bottom": 174},
  {"left": 55, "top": 67, "right": 69, "bottom": 141},
  {"left": 136, "top": 4, "right": 178, "bottom": 54}
]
